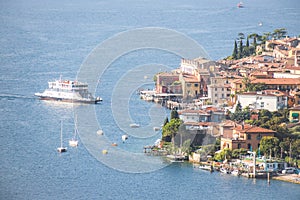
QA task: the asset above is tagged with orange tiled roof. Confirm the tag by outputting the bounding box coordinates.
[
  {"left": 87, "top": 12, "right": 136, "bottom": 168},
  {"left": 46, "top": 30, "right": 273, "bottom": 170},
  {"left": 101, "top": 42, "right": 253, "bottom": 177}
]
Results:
[
  {"left": 222, "top": 120, "right": 236, "bottom": 127},
  {"left": 182, "top": 74, "right": 199, "bottom": 83},
  {"left": 251, "top": 78, "right": 300, "bottom": 85},
  {"left": 244, "top": 126, "right": 275, "bottom": 133},
  {"left": 178, "top": 109, "right": 210, "bottom": 115}
]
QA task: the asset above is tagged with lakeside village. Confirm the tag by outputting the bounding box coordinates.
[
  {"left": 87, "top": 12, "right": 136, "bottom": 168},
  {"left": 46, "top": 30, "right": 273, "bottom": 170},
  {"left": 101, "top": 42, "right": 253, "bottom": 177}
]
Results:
[{"left": 140, "top": 28, "right": 300, "bottom": 184}]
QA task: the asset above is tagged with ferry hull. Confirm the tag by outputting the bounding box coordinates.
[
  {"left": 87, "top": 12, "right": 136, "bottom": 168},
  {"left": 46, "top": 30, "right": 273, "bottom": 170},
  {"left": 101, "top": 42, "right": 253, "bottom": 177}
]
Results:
[{"left": 36, "top": 96, "right": 102, "bottom": 104}]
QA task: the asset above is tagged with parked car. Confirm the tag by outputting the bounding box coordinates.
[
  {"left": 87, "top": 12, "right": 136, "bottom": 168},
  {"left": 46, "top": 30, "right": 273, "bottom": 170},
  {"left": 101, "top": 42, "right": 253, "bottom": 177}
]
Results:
[{"left": 282, "top": 167, "right": 296, "bottom": 174}]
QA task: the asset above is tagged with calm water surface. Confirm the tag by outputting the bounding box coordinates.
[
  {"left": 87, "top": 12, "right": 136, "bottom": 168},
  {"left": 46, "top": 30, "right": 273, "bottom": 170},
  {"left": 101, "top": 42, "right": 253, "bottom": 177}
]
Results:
[{"left": 1, "top": 0, "right": 300, "bottom": 199}]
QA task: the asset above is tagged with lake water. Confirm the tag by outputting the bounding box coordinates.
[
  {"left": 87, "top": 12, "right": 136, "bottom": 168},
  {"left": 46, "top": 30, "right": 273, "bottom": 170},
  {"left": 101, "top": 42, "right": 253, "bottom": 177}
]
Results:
[{"left": 1, "top": 0, "right": 300, "bottom": 199}]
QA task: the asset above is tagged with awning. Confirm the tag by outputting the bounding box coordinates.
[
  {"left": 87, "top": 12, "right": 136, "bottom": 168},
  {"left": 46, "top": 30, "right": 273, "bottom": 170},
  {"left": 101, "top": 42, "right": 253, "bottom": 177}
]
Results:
[{"left": 292, "top": 113, "right": 299, "bottom": 117}]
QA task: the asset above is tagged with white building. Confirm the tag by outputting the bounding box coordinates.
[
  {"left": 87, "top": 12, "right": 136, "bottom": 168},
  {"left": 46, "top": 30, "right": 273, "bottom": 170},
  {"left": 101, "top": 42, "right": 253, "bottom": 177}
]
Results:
[{"left": 236, "top": 90, "right": 288, "bottom": 111}]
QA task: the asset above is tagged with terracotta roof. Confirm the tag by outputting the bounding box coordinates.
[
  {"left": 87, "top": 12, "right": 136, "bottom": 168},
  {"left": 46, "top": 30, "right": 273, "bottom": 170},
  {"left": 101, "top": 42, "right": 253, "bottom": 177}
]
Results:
[
  {"left": 285, "top": 66, "right": 300, "bottom": 70},
  {"left": 178, "top": 109, "right": 210, "bottom": 115},
  {"left": 231, "top": 79, "right": 243, "bottom": 84},
  {"left": 233, "top": 124, "right": 275, "bottom": 133},
  {"left": 222, "top": 120, "right": 236, "bottom": 127},
  {"left": 244, "top": 126, "right": 275, "bottom": 133},
  {"left": 184, "top": 122, "right": 214, "bottom": 126},
  {"left": 251, "top": 78, "right": 300, "bottom": 85},
  {"left": 182, "top": 74, "right": 199, "bottom": 83}
]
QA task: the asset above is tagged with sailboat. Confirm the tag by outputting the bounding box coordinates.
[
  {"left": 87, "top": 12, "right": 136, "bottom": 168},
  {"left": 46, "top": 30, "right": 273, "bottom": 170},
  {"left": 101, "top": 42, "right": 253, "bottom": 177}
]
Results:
[
  {"left": 69, "top": 116, "right": 79, "bottom": 147},
  {"left": 57, "top": 121, "right": 67, "bottom": 153}
]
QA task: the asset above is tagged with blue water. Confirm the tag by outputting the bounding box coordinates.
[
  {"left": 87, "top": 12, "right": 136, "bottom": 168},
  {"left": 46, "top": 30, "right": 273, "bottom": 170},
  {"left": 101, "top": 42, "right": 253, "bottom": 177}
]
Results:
[{"left": 1, "top": 0, "right": 300, "bottom": 199}]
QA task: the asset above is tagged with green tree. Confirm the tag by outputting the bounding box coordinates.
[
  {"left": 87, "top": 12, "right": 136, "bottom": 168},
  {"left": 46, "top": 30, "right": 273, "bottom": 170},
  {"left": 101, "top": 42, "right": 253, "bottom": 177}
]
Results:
[
  {"left": 214, "top": 148, "right": 232, "bottom": 161},
  {"left": 181, "top": 139, "right": 192, "bottom": 155},
  {"left": 237, "top": 39, "right": 243, "bottom": 59},
  {"left": 272, "top": 28, "right": 287, "bottom": 39},
  {"left": 162, "top": 118, "right": 182, "bottom": 144},
  {"left": 163, "top": 117, "right": 169, "bottom": 126},
  {"left": 248, "top": 33, "right": 258, "bottom": 54},
  {"left": 232, "top": 148, "right": 248, "bottom": 158},
  {"left": 235, "top": 101, "right": 242, "bottom": 113},
  {"left": 170, "top": 109, "right": 179, "bottom": 120},
  {"left": 260, "top": 136, "right": 279, "bottom": 159},
  {"left": 237, "top": 32, "right": 245, "bottom": 40},
  {"left": 259, "top": 109, "right": 272, "bottom": 119},
  {"left": 232, "top": 40, "right": 238, "bottom": 59}
]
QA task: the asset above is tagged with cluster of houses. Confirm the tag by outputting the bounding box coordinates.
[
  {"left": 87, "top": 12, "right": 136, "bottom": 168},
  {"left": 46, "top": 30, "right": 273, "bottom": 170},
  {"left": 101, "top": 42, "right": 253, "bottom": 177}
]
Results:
[{"left": 140, "top": 36, "right": 300, "bottom": 169}]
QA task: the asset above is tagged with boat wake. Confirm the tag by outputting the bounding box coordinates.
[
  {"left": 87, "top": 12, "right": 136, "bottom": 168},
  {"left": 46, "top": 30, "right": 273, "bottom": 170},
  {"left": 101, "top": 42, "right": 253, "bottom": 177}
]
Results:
[{"left": 0, "top": 93, "right": 35, "bottom": 101}]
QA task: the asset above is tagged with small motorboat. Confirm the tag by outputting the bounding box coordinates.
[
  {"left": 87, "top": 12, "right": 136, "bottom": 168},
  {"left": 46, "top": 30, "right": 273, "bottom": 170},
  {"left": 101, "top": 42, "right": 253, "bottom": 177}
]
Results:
[
  {"left": 220, "top": 168, "right": 230, "bottom": 174},
  {"left": 111, "top": 143, "right": 118, "bottom": 146},
  {"left": 199, "top": 165, "right": 214, "bottom": 172},
  {"left": 130, "top": 123, "right": 140, "bottom": 128},
  {"left": 231, "top": 169, "right": 240, "bottom": 176},
  {"left": 97, "top": 130, "right": 104, "bottom": 135},
  {"left": 237, "top": 2, "right": 243, "bottom": 8},
  {"left": 122, "top": 134, "right": 128, "bottom": 142},
  {"left": 153, "top": 127, "right": 161, "bottom": 131}
]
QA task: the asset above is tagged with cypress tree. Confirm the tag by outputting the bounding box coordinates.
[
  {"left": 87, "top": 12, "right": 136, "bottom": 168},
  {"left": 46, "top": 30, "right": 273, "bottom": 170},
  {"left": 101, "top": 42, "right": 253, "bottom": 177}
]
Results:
[
  {"left": 246, "top": 37, "right": 249, "bottom": 47},
  {"left": 232, "top": 40, "right": 238, "bottom": 59},
  {"left": 163, "top": 117, "right": 169, "bottom": 126},
  {"left": 238, "top": 39, "right": 243, "bottom": 59},
  {"left": 170, "top": 109, "right": 179, "bottom": 120}
]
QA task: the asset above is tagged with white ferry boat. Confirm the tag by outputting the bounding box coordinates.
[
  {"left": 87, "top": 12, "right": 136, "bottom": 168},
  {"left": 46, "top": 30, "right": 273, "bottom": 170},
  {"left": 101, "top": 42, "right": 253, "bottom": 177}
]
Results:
[{"left": 35, "top": 77, "right": 102, "bottom": 104}]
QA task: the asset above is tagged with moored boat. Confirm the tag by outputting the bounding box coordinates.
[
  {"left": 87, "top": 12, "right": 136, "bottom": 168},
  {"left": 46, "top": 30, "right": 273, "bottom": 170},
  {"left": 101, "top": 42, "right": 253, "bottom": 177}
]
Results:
[
  {"left": 199, "top": 165, "right": 214, "bottom": 172},
  {"left": 237, "top": 2, "right": 244, "bottom": 8},
  {"left": 35, "top": 76, "right": 102, "bottom": 104},
  {"left": 220, "top": 168, "right": 230, "bottom": 174},
  {"left": 231, "top": 169, "right": 240, "bottom": 176}
]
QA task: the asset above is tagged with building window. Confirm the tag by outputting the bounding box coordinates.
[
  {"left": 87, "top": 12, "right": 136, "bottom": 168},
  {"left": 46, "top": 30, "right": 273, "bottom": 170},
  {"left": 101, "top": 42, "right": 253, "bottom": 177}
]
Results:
[
  {"left": 194, "top": 83, "right": 198, "bottom": 87},
  {"left": 222, "top": 88, "right": 224, "bottom": 91},
  {"left": 247, "top": 134, "right": 251, "bottom": 140},
  {"left": 261, "top": 102, "right": 264, "bottom": 108},
  {"left": 247, "top": 143, "right": 252, "bottom": 150},
  {"left": 257, "top": 134, "right": 261, "bottom": 140},
  {"left": 238, "top": 143, "right": 241, "bottom": 149},
  {"left": 215, "top": 94, "right": 217, "bottom": 97},
  {"left": 187, "top": 83, "right": 191, "bottom": 87},
  {"left": 215, "top": 88, "right": 217, "bottom": 91},
  {"left": 221, "top": 94, "right": 224, "bottom": 98},
  {"left": 215, "top": 100, "right": 217, "bottom": 104}
]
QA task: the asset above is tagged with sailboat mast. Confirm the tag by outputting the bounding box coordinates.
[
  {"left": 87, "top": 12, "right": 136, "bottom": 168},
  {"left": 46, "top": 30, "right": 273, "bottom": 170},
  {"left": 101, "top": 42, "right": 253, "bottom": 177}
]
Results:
[{"left": 60, "top": 121, "right": 63, "bottom": 148}]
